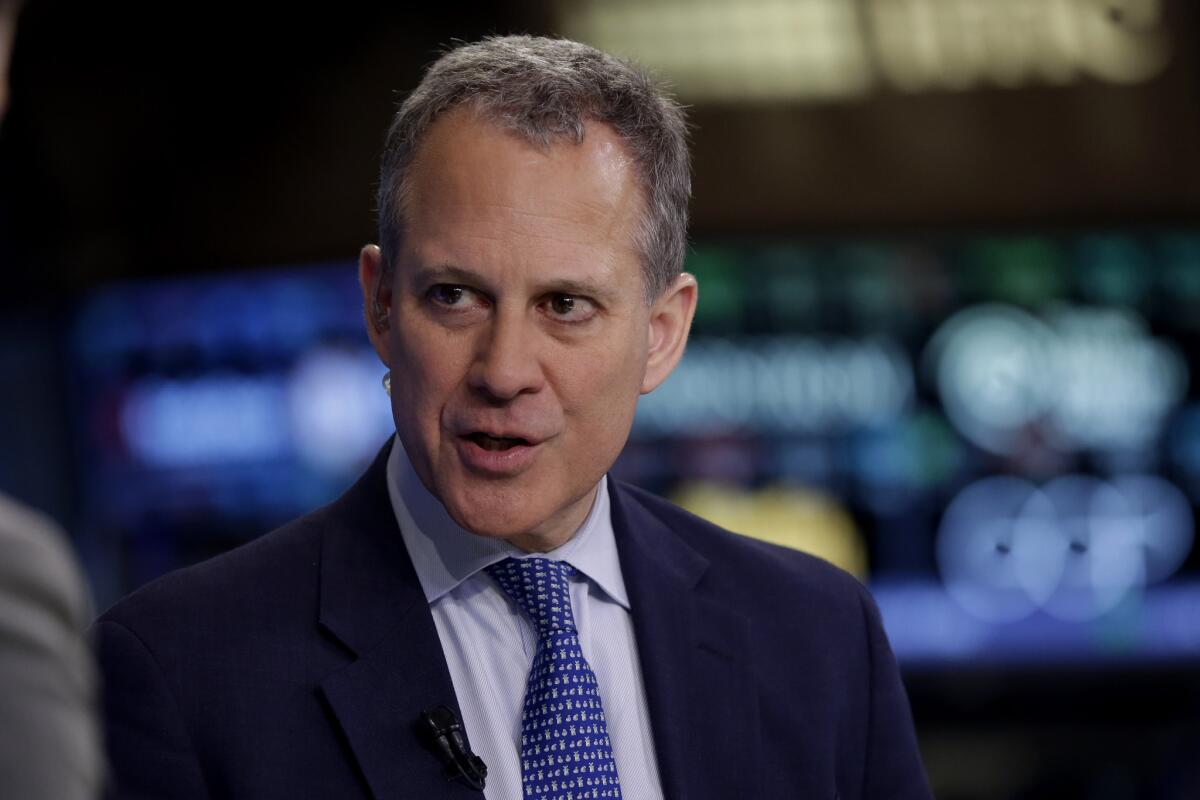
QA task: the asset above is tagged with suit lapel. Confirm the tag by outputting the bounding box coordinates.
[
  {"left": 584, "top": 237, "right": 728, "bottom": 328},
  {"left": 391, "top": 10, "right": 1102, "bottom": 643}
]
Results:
[
  {"left": 308, "top": 451, "right": 760, "bottom": 799},
  {"left": 314, "top": 446, "right": 475, "bottom": 799},
  {"left": 610, "top": 479, "right": 760, "bottom": 800}
]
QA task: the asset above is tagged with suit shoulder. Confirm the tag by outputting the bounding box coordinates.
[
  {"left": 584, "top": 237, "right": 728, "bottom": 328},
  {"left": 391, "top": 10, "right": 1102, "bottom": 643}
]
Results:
[
  {"left": 614, "top": 480, "right": 870, "bottom": 612},
  {"left": 96, "top": 505, "right": 327, "bottom": 633}
]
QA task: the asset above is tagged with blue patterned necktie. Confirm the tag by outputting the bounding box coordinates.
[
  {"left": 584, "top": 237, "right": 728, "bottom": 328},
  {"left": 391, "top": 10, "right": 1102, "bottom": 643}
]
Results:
[{"left": 486, "top": 557, "right": 623, "bottom": 799}]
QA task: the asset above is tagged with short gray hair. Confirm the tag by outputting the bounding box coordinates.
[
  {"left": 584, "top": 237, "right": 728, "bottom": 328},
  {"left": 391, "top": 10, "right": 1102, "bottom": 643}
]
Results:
[{"left": 377, "top": 35, "right": 691, "bottom": 301}]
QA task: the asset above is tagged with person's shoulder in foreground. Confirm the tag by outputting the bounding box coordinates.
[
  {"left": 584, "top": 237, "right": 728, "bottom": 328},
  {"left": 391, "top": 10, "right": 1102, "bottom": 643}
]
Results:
[
  {"left": 0, "top": 493, "right": 104, "bottom": 800},
  {"left": 611, "top": 477, "right": 932, "bottom": 800}
]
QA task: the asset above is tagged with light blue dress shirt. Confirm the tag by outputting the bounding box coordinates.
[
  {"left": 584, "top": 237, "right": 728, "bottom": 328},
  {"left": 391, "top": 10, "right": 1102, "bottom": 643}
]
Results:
[{"left": 386, "top": 437, "right": 665, "bottom": 800}]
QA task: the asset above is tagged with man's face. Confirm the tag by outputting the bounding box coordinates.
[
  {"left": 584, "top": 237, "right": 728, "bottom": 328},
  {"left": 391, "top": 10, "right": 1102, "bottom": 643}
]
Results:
[{"left": 361, "top": 107, "right": 695, "bottom": 551}]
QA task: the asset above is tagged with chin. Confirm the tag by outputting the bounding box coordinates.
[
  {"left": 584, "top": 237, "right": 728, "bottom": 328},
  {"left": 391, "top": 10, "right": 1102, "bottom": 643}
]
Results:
[{"left": 441, "top": 483, "right": 545, "bottom": 539}]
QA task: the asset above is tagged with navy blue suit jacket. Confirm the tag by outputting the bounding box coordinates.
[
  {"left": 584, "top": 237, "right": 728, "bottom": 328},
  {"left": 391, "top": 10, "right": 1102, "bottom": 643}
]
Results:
[{"left": 94, "top": 444, "right": 932, "bottom": 799}]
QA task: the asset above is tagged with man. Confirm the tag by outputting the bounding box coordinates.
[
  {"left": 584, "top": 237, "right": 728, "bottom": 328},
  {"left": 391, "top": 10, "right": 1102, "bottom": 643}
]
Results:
[{"left": 94, "top": 35, "right": 932, "bottom": 799}]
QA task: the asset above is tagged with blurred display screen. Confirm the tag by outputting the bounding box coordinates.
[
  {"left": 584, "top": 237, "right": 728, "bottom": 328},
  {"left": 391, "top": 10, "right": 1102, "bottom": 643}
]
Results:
[
  {"left": 560, "top": 0, "right": 1171, "bottom": 102},
  {"left": 71, "top": 233, "right": 1200, "bottom": 667}
]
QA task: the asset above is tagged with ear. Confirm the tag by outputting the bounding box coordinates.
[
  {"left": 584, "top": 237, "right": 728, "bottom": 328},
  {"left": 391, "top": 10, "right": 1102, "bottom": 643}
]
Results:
[
  {"left": 358, "top": 244, "right": 392, "bottom": 365},
  {"left": 641, "top": 272, "right": 698, "bottom": 394}
]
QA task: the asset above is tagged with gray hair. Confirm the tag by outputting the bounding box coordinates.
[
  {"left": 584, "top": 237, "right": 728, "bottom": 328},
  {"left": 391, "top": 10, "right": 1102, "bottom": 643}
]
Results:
[{"left": 377, "top": 35, "right": 691, "bottom": 301}]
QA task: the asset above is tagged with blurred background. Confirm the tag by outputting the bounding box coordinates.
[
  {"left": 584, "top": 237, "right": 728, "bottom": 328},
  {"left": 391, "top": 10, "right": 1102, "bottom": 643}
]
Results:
[{"left": 2, "top": 0, "right": 1199, "bottom": 797}]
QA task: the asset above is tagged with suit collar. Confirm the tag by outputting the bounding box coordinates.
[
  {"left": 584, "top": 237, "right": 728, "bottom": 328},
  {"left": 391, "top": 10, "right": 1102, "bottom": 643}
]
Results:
[
  {"left": 609, "top": 477, "right": 760, "bottom": 800},
  {"left": 316, "top": 442, "right": 423, "bottom": 655},
  {"left": 315, "top": 442, "right": 475, "bottom": 799}
]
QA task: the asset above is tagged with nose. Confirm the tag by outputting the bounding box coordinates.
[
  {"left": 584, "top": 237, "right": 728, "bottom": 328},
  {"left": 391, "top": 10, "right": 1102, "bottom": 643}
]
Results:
[{"left": 467, "top": 311, "right": 546, "bottom": 403}]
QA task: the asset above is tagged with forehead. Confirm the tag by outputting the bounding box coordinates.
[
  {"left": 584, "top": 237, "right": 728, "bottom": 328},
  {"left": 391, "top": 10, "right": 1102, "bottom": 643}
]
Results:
[{"left": 400, "top": 107, "right": 644, "bottom": 285}]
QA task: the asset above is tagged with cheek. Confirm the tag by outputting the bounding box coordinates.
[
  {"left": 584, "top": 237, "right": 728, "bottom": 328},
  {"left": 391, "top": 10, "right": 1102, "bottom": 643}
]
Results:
[
  {"left": 562, "top": 331, "right": 646, "bottom": 430},
  {"left": 388, "top": 324, "right": 468, "bottom": 424}
]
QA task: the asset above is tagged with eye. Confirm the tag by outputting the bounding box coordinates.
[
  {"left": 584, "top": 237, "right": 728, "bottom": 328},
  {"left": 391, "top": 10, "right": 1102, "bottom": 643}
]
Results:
[
  {"left": 423, "top": 284, "right": 488, "bottom": 322},
  {"left": 429, "top": 284, "right": 467, "bottom": 306},
  {"left": 543, "top": 293, "right": 597, "bottom": 323}
]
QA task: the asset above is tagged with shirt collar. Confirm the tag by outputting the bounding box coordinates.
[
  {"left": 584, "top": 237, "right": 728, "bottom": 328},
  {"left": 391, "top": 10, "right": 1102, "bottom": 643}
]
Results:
[{"left": 385, "top": 435, "right": 630, "bottom": 610}]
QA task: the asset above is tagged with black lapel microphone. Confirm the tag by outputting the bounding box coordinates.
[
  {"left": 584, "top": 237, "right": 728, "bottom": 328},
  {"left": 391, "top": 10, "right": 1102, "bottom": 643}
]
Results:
[{"left": 419, "top": 706, "right": 488, "bottom": 792}]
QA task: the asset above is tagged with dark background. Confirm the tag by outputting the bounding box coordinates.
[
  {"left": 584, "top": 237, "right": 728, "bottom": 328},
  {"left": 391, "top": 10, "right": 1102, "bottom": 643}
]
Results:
[{"left": 3, "top": 1, "right": 1200, "bottom": 798}]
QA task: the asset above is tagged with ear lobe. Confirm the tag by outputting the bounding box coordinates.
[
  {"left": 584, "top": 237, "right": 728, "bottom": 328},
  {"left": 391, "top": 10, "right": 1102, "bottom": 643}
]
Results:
[
  {"left": 641, "top": 273, "right": 698, "bottom": 395},
  {"left": 358, "top": 244, "right": 392, "bottom": 364}
]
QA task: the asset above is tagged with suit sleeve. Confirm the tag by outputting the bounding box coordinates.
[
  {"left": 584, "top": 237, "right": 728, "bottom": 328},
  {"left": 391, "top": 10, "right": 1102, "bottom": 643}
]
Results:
[
  {"left": 91, "top": 619, "right": 210, "bottom": 800},
  {"left": 857, "top": 586, "right": 933, "bottom": 800}
]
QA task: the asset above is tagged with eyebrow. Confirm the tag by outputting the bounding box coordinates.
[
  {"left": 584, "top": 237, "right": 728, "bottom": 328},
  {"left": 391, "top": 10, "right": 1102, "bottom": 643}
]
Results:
[
  {"left": 409, "top": 264, "right": 486, "bottom": 289},
  {"left": 411, "top": 263, "right": 621, "bottom": 304}
]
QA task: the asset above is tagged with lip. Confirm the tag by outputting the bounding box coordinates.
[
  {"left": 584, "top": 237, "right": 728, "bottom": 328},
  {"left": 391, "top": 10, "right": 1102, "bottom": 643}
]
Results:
[{"left": 454, "top": 433, "right": 542, "bottom": 477}]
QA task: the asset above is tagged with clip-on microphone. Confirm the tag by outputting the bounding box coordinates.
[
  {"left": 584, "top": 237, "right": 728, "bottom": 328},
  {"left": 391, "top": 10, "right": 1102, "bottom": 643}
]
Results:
[{"left": 420, "top": 706, "right": 488, "bottom": 792}]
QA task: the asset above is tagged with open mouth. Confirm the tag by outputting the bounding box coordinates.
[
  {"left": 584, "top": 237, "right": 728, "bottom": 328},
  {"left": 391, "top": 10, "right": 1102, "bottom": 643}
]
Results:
[{"left": 466, "top": 433, "right": 531, "bottom": 452}]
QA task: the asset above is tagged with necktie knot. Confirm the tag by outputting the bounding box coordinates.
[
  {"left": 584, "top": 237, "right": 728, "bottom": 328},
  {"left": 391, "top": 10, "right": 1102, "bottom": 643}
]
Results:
[{"left": 486, "top": 557, "right": 577, "bottom": 636}]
